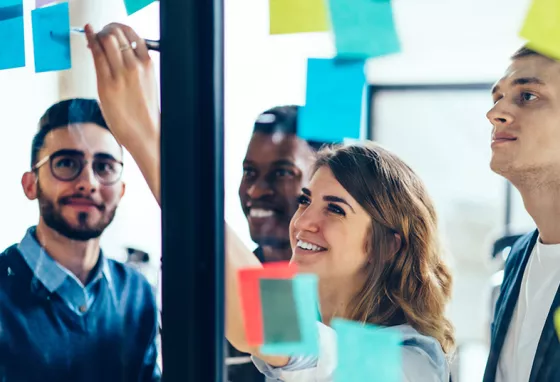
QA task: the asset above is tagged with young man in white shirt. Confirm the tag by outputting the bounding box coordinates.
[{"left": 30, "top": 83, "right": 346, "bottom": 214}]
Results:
[{"left": 484, "top": 46, "right": 560, "bottom": 382}]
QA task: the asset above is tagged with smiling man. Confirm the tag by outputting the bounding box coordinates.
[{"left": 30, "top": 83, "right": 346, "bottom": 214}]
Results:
[
  {"left": 0, "top": 99, "right": 159, "bottom": 382},
  {"left": 484, "top": 47, "right": 560, "bottom": 382},
  {"left": 239, "top": 105, "right": 321, "bottom": 263}
]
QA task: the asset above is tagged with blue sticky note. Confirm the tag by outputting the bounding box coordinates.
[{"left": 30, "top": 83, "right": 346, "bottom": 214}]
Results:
[
  {"left": 260, "top": 274, "right": 320, "bottom": 356},
  {"left": 31, "top": 2, "right": 71, "bottom": 73},
  {"left": 328, "top": 0, "right": 400, "bottom": 59},
  {"left": 332, "top": 319, "right": 402, "bottom": 382},
  {"left": 298, "top": 58, "right": 365, "bottom": 143},
  {"left": 124, "top": 0, "right": 155, "bottom": 15},
  {"left": 0, "top": 16, "right": 25, "bottom": 70},
  {"left": 0, "top": 2, "right": 23, "bottom": 21}
]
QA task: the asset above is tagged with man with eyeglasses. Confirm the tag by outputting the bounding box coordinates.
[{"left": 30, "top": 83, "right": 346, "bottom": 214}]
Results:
[{"left": 0, "top": 99, "right": 160, "bottom": 382}]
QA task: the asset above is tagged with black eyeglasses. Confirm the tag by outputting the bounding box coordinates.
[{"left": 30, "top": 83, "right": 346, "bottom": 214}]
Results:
[{"left": 33, "top": 149, "right": 124, "bottom": 185}]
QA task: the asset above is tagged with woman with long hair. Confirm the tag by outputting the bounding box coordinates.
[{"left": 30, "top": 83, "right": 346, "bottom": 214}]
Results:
[{"left": 226, "top": 143, "right": 455, "bottom": 381}]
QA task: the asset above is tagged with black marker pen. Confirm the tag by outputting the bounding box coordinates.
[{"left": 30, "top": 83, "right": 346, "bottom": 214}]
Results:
[{"left": 71, "top": 27, "right": 160, "bottom": 52}]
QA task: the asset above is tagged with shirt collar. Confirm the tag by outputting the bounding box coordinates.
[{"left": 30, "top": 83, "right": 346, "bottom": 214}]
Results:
[{"left": 17, "top": 226, "right": 112, "bottom": 293}]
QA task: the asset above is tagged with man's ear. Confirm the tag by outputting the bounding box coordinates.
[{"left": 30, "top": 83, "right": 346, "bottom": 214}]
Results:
[
  {"left": 120, "top": 181, "right": 126, "bottom": 199},
  {"left": 21, "top": 172, "right": 38, "bottom": 200}
]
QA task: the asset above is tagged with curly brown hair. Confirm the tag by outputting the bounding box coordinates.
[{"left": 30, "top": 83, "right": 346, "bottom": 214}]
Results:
[{"left": 313, "top": 142, "right": 455, "bottom": 354}]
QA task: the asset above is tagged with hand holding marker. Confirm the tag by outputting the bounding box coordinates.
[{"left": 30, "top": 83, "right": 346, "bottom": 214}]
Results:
[{"left": 71, "top": 27, "right": 160, "bottom": 52}]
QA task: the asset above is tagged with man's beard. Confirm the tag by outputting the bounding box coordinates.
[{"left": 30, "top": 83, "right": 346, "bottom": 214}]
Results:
[{"left": 37, "top": 184, "right": 117, "bottom": 241}]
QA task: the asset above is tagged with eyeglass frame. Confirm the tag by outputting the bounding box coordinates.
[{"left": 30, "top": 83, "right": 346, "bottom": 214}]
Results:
[{"left": 32, "top": 149, "right": 124, "bottom": 186}]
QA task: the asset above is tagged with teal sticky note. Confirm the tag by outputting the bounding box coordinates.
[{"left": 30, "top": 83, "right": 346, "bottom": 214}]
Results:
[
  {"left": 332, "top": 319, "right": 402, "bottom": 382},
  {"left": 0, "top": 2, "right": 23, "bottom": 21},
  {"left": 0, "top": 16, "right": 25, "bottom": 70},
  {"left": 260, "top": 278, "right": 302, "bottom": 344},
  {"left": 328, "top": 0, "right": 400, "bottom": 59},
  {"left": 124, "top": 0, "right": 155, "bottom": 15},
  {"left": 260, "top": 274, "right": 320, "bottom": 356},
  {"left": 31, "top": 2, "right": 71, "bottom": 73},
  {"left": 298, "top": 58, "right": 365, "bottom": 143}
]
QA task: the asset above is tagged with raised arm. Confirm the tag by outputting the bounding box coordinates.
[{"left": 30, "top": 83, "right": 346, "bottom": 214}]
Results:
[
  {"left": 85, "top": 23, "right": 161, "bottom": 205},
  {"left": 86, "top": 21, "right": 288, "bottom": 369}
]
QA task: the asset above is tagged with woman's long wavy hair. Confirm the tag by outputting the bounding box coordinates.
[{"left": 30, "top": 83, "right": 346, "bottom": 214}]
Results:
[{"left": 314, "top": 142, "right": 455, "bottom": 354}]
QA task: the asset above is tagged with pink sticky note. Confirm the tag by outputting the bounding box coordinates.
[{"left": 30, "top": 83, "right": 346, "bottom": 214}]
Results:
[{"left": 237, "top": 262, "right": 298, "bottom": 346}]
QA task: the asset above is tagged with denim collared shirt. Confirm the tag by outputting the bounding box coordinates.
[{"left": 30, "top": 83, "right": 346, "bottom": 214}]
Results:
[{"left": 17, "top": 226, "right": 112, "bottom": 316}]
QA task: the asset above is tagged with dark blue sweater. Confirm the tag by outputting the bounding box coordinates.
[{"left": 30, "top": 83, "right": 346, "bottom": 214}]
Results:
[{"left": 0, "top": 244, "right": 160, "bottom": 382}]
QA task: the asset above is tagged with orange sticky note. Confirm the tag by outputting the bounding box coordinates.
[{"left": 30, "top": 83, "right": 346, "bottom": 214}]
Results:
[{"left": 238, "top": 262, "right": 298, "bottom": 346}]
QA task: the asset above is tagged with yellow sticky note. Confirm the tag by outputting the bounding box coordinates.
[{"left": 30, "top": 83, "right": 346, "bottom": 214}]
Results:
[
  {"left": 520, "top": 0, "right": 560, "bottom": 60},
  {"left": 269, "top": 0, "right": 330, "bottom": 35},
  {"left": 554, "top": 308, "right": 560, "bottom": 340}
]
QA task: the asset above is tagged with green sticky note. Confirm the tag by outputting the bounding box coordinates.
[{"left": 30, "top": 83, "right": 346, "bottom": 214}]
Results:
[
  {"left": 124, "top": 0, "right": 155, "bottom": 16},
  {"left": 260, "top": 278, "right": 302, "bottom": 344},
  {"left": 554, "top": 308, "right": 560, "bottom": 340},
  {"left": 328, "top": 0, "right": 400, "bottom": 59},
  {"left": 260, "top": 274, "right": 320, "bottom": 356},
  {"left": 332, "top": 319, "right": 402, "bottom": 382},
  {"left": 520, "top": 0, "right": 560, "bottom": 60},
  {"left": 269, "top": 0, "right": 330, "bottom": 35}
]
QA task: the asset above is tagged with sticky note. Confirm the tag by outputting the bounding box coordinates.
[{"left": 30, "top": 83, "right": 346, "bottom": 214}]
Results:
[
  {"left": 260, "top": 278, "right": 301, "bottom": 344},
  {"left": 332, "top": 319, "right": 402, "bottom": 382},
  {"left": 269, "top": 0, "right": 330, "bottom": 35},
  {"left": 31, "top": 2, "right": 71, "bottom": 73},
  {"left": 328, "top": 0, "right": 400, "bottom": 59},
  {"left": 238, "top": 262, "right": 298, "bottom": 346},
  {"left": 520, "top": 0, "right": 560, "bottom": 60},
  {"left": 35, "top": 0, "right": 56, "bottom": 7},
  {"left": 124, "top": 0, "right": 155, "bottom": 16},
  {"left": 0, "top": 1, "right": 22, "bottom": 21},
  {"left": 0, "top": 16, "right": 25, "bottom": 70},
  {"left": 298, "top": 58, "right": 365, "bottom": 143},
  {"left": 260, "top": 274, "right": 320, "bottom": 356},
  {"left": 554, "top": 308, "right": 560, "bottom": 340}
]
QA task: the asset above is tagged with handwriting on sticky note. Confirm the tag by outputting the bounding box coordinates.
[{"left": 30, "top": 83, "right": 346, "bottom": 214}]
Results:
[
  {"left": 31, "top": 2, "right": 71, "bottom": 73},
  {"left": 238, "top": 262, "right": 298, "bottom": 346},
  {"left": 0, "top": 16, "right": 25, "bottom": 70},
  {"left": 298, "top": 58, "right": 365, "bottom": 143},
  {"left": 328, "top": 0, "right": 400, "bottom": 59},
  {"left": 269, "top": 0, "right": 330, "bottom": 35},
  {"left": 332, "top": 319, "right": 402, "bottom": 382},
  {"left": 124, "top": 0, "right": 156, "bottom": 16},
  {"left": 520, "top": 0, "right": 560, "bottom": 60}
]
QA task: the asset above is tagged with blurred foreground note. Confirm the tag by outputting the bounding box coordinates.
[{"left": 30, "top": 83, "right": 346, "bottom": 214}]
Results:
[
  {"left": 238, "top": 262, "right": 298, "bottom": 346},
  {"left": 260, "top": 279, "right": 302, "bottom": 344},
  {"left": 554, "top": 308, "right": 560, "bottom": 340},
  {"left": 520, "top": 0, "right": 560, "bottom": 60},
  {"left": 260, "top": 274, "right": 320, "bottom": 356},
  {"left": 269, "top": 0, "right": 329, "bottom": 34},
  {"left": 298, "top": 58, "right": 365, "bottom": 143},
  {"left": 31, "top": 2, "right": 71, "bottom": 73},
  {"left": 328, "top": 0, "right": 400, "bottom": 59},
  {"left": 332, "top": 319, "right": 402, "bottom": 382},
  {"left": 0, "top": 0, "right": 24, "bottom": 70},
  {"left": 124, "top": 0, "right": 155, "bottom": 16}
]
